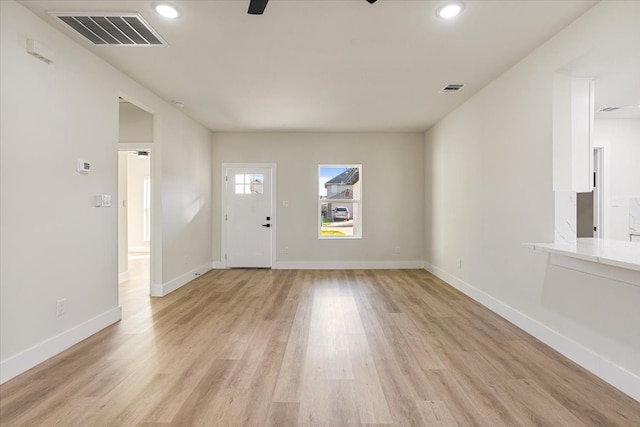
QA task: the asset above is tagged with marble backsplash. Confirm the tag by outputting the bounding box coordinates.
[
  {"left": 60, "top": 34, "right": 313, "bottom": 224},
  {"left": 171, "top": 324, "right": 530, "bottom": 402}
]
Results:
[{"left": 555, "top": 191, "right": 577, "bottom": 243}]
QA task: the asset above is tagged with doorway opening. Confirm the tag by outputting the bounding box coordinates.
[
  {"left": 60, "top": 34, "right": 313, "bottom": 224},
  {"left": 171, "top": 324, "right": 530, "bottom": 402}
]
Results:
[{"left": 118, "top": 98, "right": 154, "bottom": 314}]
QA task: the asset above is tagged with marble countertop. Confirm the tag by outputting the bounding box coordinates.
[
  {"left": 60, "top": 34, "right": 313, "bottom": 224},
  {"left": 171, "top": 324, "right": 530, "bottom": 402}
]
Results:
[{"left": 524, "top": 238, "right": 640, "bottom": 272}]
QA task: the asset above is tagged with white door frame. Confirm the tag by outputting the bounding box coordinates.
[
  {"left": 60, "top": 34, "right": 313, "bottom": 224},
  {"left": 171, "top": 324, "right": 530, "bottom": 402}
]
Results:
[
  {"left": 221, "top": 163, "right": 277, "bottom": 268},
  {"left": 593, "top": 147, "right": 604, "bottom": 238},
  {"left": 593, "top": 143, "right": 611, "bottom": 239}
]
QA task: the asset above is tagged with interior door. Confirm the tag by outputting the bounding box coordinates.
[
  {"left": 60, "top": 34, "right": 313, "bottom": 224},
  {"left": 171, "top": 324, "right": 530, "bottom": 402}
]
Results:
[{"left": 225, "top": 166, "right": 273, "bottom": 268}]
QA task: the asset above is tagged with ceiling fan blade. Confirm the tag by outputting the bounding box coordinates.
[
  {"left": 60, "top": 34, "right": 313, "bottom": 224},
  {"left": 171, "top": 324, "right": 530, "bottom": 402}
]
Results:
[{"left": 248, "top": 0, "right": 269, "bottom": 15}]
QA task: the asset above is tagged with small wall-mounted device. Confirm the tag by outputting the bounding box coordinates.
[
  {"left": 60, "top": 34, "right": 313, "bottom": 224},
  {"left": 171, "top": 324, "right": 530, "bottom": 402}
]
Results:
[
  {"left": 77, "top": 159, "right": 91, "bottom": 173},
  {"left": 95, "top": 195, "right": 112, "bottom": 207},
  {"left": 26, "top": 39, "right": 54, "bottom": 64}
]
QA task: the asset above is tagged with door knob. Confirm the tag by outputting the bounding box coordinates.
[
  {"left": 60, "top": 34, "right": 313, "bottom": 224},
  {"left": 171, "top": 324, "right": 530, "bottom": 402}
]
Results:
[{"left": 262, "top": 223, "right": 271, "bottom": 228}]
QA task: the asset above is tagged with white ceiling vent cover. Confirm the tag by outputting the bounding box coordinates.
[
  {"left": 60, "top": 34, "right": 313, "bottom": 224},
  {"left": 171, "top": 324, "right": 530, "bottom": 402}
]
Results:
[
  {"left": 49, "top": 12, "right": 167, "bottom": 46},
  {"left": 440, "top": 83, "right": 465, "bottom": 93}
]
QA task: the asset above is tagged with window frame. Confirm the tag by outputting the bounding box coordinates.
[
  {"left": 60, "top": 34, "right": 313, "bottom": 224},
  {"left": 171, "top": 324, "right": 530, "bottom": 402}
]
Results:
[{"left": 318, "top": 164, "right": 362, "bottom": 240}]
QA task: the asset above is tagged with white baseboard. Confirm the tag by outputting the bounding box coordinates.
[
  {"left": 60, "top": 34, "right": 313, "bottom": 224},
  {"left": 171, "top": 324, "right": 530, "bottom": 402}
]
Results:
[
  {"left": 0, "top": 306, "right": 122, "bottom": 384},
  {"left": 211, "top": 261, "right": 226, "bottom": 269},
  {"left": 273, "top": 260, "right": 425, "bottom": 270},
  {"left": 424, "top": 262, "right": 640, "bottom": 403},
  {"left": 150, "top": 283, "right": 164, "bottom": 297},
  {"left": 151, "top": 262, "right": 212, "bottom": 297},
  {"left": 118, "top": 271, "right": 130, "bottom": 284}
]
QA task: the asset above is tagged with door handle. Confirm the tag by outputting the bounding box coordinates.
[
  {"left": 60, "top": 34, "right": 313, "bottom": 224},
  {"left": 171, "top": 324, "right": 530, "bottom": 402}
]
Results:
[{"left": 262, "top": 223, "right": 271, "bottom": 228}]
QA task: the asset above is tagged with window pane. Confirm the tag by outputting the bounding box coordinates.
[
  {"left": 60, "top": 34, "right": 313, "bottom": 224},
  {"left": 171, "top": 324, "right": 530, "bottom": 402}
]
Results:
[
  {"left": 234, "top": 174, "right": 264, "bottom": 194},
  {"left": 319, "top": 203, "right": 360, "bottom": 237},
  {"left": 250, "top": 174, "right": 264, "bottom": 194},
  {"left": 320, "top": 167, "right": 359, "bottom": 200},
  {"left": 319, "top": 165, "right": 361, "bottom": 238},
  {"left": 143, "top": 176, "right": 151, "bottom": 242}
]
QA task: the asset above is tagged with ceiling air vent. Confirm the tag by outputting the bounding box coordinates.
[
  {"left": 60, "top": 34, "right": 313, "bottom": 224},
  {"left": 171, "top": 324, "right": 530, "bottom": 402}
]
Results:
[
  {"left": 49, "top": 12, "right": 167, "bottom": 46},
  {"left": 440, "top": 83, "right": 465, "bottom": 93},
  {"left": 599, "top": 106, "right": 622, "bottom": 113}
]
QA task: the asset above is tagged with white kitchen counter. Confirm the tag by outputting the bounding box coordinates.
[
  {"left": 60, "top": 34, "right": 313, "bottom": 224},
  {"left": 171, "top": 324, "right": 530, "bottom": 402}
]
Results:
[{"left": 524, "top": 238, "right": 640, "bottom": 272}]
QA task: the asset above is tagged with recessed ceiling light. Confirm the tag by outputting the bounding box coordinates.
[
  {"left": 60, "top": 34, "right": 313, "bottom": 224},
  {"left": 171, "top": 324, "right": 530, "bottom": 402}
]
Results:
[
  {"left": 154, "top": 2, "right": 180, "bottom": 19},
  {"left": 437, "top": 2, "right": 464, "bottom": 19}
]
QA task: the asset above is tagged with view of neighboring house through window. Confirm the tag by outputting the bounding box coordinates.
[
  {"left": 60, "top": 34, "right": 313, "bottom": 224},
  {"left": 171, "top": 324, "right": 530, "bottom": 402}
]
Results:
[{"left": 319, "top": 165, "right": 362, "bottom": 239}]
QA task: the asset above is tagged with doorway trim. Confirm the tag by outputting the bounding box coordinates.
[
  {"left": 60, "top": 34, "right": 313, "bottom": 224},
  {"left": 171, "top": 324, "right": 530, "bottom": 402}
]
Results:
[
  {"left": 593, "top": 143, "right": 611, "bottom": 239},
  {"left": 221, "top": 163, "right": 277, "bottom": 269}
]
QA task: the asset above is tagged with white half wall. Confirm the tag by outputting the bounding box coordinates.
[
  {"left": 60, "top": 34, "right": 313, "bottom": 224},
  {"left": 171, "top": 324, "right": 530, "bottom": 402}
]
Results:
[
  {"left": 212, "top": 133, "right": 425, "bottom": 265},
  {"left": 424, "top": 1, "right": 640, "bottom": 400},
  {"left": 0, "top": 0, "right": 212, "bottom": 383}
]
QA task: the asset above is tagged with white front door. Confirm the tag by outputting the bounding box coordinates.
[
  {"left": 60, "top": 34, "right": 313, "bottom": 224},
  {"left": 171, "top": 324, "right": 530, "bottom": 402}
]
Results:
[{"left": 224, "top": 165, "right": 273, "bottom": 268}]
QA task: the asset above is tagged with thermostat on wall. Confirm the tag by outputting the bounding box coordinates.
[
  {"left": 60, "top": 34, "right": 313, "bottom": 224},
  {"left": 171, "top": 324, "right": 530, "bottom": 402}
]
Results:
[{"left": 77, "top": 159, "right": 91, "bottom": 173}]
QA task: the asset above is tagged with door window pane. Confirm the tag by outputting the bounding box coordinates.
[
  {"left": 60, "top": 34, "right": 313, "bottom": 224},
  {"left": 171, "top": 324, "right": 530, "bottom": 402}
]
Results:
[{"left": 235, "top": 174, "right": 264, "bottom": 194}]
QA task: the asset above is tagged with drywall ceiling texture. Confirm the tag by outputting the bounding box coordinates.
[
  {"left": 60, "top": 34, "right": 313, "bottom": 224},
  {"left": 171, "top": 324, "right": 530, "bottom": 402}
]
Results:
[
  {"left": 424, "top": 0, "right": 640, "bottom": 397},
  {"left": 0, "top": 0, "right": 212, "bottom": 382},
  {"left": 212, "top": 132, "right": 425, "bottom": 267},
  {"left": 18, "top": 0, "right": 597, "bottom": 132}
]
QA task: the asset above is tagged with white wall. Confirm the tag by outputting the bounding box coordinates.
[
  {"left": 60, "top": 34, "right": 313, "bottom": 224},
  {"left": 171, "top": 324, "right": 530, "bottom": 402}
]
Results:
[
  {"left": 119, "top": 102, "right": 153, "bottom": 143},
  {"left": 424, "top": 1, "right": 640, "bottom": 399},
  {"left": 160, "top": 116, "right": 212, "bottom": 289},
  {"left": 0, "top": 0, "right": 212, "bottom": 383},
  {"left": 212, "top": 133, "right": 424, "bottom": 267},
  {"left": 594, "top": 119, "right": 640, "bottom": 241}
]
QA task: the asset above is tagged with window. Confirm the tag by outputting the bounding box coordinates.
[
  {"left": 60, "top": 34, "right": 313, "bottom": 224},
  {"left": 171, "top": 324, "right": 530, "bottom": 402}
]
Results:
[
  {"left": 319, "top": 164, "right": 362, "bottom": 239},
  {"left": 235, "top": 173, "right": 264, "bottom": 194},
  {"left": 143, "top": 176, "right": 151, "bottom": 242}
]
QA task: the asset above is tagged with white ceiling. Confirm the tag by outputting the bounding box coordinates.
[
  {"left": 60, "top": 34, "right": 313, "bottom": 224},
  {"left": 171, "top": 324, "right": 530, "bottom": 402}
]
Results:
[
  {"left": 20, "top": 0, "right": 608, "bottom": 132},
  {"left": 564, "top": 32, "right": 640, "bottom": 120}
]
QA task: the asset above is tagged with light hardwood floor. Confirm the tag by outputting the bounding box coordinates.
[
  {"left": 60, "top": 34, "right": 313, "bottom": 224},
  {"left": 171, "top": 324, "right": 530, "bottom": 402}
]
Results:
[{"left": 1, "top": 265, "right": 639, "bottom": 426}]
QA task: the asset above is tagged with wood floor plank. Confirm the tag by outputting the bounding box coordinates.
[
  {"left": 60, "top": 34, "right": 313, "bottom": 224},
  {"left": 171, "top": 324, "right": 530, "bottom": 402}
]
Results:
[
  {"left": 266, "top": 402, "right": 300, "bottom": 427},
  {"left": 1, "top": 268, "right": 639, "bottom": 426},
  {"left": 415, "top": 400, "right": 459, "bottom": 426},
  {"left": 347, "top": 333, "right": 394, "bottom": 424},
  {"left": 272, "top": 280, "right": 314, "bottom": 402}
]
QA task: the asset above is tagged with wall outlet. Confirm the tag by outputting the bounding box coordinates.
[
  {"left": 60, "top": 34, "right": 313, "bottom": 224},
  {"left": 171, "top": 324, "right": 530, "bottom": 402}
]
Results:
[
  {"left": 184, "top": 255, "right": 188, "bottom": 265},
  {"left": 284, "top": 246, "right": 289, "bottom": 255},
  {"left": 56, "top": 298, "right": 66, "bottom": 317},
  {"left": 394, "top": 246, "right": 401, "bottom": 254}
]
